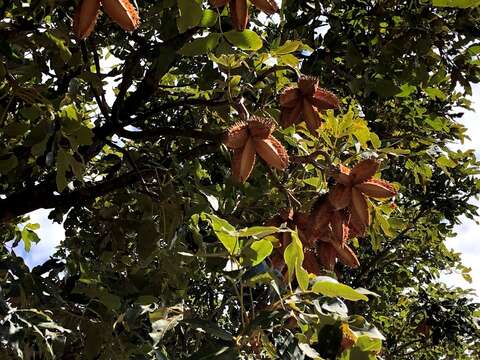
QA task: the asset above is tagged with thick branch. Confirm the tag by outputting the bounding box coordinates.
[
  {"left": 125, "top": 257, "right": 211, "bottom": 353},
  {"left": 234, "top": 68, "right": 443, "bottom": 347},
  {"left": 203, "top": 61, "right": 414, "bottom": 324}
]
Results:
[
  {"left": 0, "top": 170, "right": 147, "bottom": 223},
  {"left": 0, "top": 139, "right": 221, "bottom": 223},
  {"left": 115, "top": 28, "right": 199, "bottom": 123},
  {"left": 118, "top": 127, "right": 222, "bottom": 141}
]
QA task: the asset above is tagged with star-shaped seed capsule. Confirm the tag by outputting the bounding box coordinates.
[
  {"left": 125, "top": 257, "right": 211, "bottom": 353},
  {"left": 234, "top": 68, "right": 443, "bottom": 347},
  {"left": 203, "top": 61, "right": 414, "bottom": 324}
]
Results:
[
  {"left": 224, "top": 117, "right": 288, "bottom": 183},
  {"left": 73, "top": 0, "right": 140, "bottom": 39},
  {"left": 316, "top": 241, "right": 360, "bottom": 271},
  {"left": 279, "top": 76, "right": 340, "bottom": 133},
  {"left": 306, "top": 196, "right": 360, "bottom": 271},
  {"left": 307, "top": 198, "right": 350, "bottom": 247},
  {"left": 210, "top": 0, "right": 278, "bottom": 31},
  {"left": 328, "top": 159, "right": 397, "bottom": 234}
]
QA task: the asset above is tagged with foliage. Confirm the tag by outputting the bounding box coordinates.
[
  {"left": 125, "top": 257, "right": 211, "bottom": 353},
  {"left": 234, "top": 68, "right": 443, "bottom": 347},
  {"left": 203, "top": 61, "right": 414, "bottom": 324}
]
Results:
[{"left": 1, "top": 0, "right": 480, "bottom": 359}]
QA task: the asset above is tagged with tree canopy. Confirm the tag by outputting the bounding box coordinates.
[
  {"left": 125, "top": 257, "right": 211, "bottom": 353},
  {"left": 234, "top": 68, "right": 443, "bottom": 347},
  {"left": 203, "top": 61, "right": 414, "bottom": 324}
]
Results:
[{"left": 1, "top": 0, "right": 480, "bottom": 359}]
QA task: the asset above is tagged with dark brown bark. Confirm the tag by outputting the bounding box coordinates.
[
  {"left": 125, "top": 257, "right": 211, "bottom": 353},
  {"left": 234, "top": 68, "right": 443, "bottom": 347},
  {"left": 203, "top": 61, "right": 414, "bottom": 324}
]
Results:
[{"left": 0, "top": 170, "right": 145, "bottom": 223}]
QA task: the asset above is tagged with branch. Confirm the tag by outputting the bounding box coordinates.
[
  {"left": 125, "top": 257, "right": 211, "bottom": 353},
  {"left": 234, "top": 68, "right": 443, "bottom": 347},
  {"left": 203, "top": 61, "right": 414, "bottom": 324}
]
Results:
[
  {"left": 116, "top": 28, "right": 199, "bottom": 123},
  {"left": 0, "top": 139, "right": 221, "bottom": 224},
  {"left": 0, "top": 170, "right": 149, "bottom": 224},
  {"left": 80, "top": 42, "right": 110, "bottom": 119},
  {"left": 353, "top": 208, "right": 427, "bottom": 287},
  {"left": 254, "top": 65, "right": 299, "bottom": 84},
  {"left": 118, "top": 127, "right": 222, "bottom": 142},
  {"left": 123, "top": 97, "right": 228, "bottom": 125}
]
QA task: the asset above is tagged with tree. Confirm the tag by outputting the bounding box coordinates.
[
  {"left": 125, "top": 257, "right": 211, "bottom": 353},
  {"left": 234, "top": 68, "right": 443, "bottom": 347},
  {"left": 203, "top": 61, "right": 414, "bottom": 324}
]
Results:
[{"left": 0, "top": 0, "right": 479, "bottom": 358}]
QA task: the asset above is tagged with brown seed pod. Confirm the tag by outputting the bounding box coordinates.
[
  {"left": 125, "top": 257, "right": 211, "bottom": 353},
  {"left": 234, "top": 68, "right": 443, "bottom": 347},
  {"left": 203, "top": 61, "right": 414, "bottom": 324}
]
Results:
[
  {"left": 279, "top": 87, "right": 301, "bottom": 108},
  {"left": 248, "top": 117, "right": 275, "bottom": 139},
  {"left": 317, "top": 242, "right": 337, "bottom": 271},
  {"left": 332, "top": 164, "right": 352, "bottom": 185},
  {"left": 332, "top": 242, "right": 360, "bottom": 268},
  {"left": 224, "top": 122, "right": 248, "bottom": 149},
  {"left": 231, "top": 149, "right": 243, "bottom": 182},
  {"left": 328, "top": 183, "right": 352, "bottom": 210},
  {"left": 355, "top": 179, "right": 397, "bottom": 198},
  {"left": 308, "top": 196, "right": 334, "bottom": 243},
  {"left": 311, "top": 87, "right": 340, "bottom": 110},
  {"left": 251, "top": 0, "right": 278, "bottom": 15},
  {"left": 280, "top": 102, "right": 302, "bottom": 129},
  {"left": 298, "top": 76, "right": 318, "bottom": 97},
  {"left": 254, "top": 137, "right": 288, "bottom": 170},
  {"left": 73, "top": 0, "right": 101, "bottom": 39},
  {"left": 350, "top": 159, "right": 379, "bottom": 183},
  {"left": 231, "top": 0, "right": 249, "bottom": 31},
  {"left": 351, "top": 187, "right": 370, "bottom": 227},
  {"left": 101, "top": 0, "right": 140, "bottom": 32},
  {"left": 237, "top": 137, "right": 256, "bottom": 182},
  {"left": 302, "top": 98, "right": 322, "bottom": 133},
  {"left": 330, "top": 210, "right": 350, "bottom": 247},
  {"left": 279, "top": 76, "right": 339, "bottom": 133},
  {"left": 348, "top": 208, "right": 367, "bottom": 238},
  {"left": 303, "top": 249, "right": 322, "bottom": 275}
]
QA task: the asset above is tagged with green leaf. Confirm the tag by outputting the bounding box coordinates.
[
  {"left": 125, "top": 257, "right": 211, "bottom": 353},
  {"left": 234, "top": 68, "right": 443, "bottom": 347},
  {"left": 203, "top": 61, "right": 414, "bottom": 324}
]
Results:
[
  {"left": 243, "top": 239, "right": 273, "bottom": 266},
  {"left": 21, "top": 226, "right": 41, "bottom": 252},
  {"left": 284, "top": 230, "right": 309, "bottom": 291},
  {"left": 201, "top": 213, "right": 241, "bottom": 255},
  {"left": 371, "top": 79, "right": 401, "bottom": 97},
  {"left": 355, "top": 336, "right": 382, "bottom": 352},
  {"left": 312, "top": 280, "right": 369, "bottom": 301},
  {"left": 56, "top": 149, "right": 70, "bottom": 192},
  {"left": 179, "top": 33, "right": 221, "bottom": 56},
  {"left": 0, "top": 155, "right": 18, "bottom": 174},
  {"left": 298, "top": 343, "right": 321, "bottom": 359},
  {"left": 436, "top": 155, "right": 456, "bottom": 168},
  {"left": 273, "top": 40, "right": 302, "bottom": 55},
  {"left": 424, "top": 87, "right": 446, "bottom": 100},
  {"left": 224, "top": 30, "right": 263, "bottom": 51},
  {"left": 466, "top": 44, "right": 480, "bottom": 56},
  {"left": 45, "top": 31, "right": 72, "bottom": 62},
  {"left": 19, "top": 106, "right": 41, "bottom": 121},
  {"left": 237, "top": 226, "right": 279, "bottom": 239},
  {"left": 354, "top": 287, "right": 380, "bottom": 297},
  {"left": 5, "top": 122, "right": 29, "bottom": 137},
  {"left": 296, "top": 261, "right": 309, "bottom": 291},
  {"left": 284, "top": 234, "right": 298, "bottom": 284},
  {"left": 396, "top": 83, "right": 416, "bottom": 98},
  {"left": 183, "top": 319, "right": 233, "bottom": 341},
  {"left": 177, "top": 0, "right": 203, "bottom": 33},
  {"left": 199, "top": 9, "right": 218, "bottom": 27},
  {"left": 97, "top": 290, "right": 121, "bottom": 310},
  {"left": 303, "top": 177, "right": 322, "bottom": 188},
  {"left": 137, "top": 221, "right": 159, "bottom": 259},
  {"left": 432, "top": 0, "right": 480, "bottom": 8}
]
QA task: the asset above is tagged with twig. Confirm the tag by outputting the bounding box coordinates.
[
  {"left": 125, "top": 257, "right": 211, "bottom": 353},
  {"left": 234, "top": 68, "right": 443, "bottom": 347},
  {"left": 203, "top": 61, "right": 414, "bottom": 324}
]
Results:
[
  {"left": 118, "top": 127, "right": 222, "bottom": 142},
  {"left": 80, "top": 41, "right": 110, "bottom": 119},
  {"left": 90, "top": 38, "right": 109, "bottom": 113},
  {"left": 266, "top": 166, "right": 301, "bottom": 208},
  {"left": 254, "top": 65, "right": 299, "bottom": 84}
]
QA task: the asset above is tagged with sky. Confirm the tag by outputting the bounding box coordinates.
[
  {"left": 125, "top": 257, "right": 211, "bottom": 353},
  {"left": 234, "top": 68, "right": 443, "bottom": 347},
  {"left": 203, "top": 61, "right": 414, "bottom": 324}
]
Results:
[{"left": 439, "top": 83, "right": 480, "bottom": 297}]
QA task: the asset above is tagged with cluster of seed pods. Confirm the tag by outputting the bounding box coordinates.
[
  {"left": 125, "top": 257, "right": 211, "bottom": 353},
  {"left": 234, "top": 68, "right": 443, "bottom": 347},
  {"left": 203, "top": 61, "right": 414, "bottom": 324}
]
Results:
[{"left": 223, "top": 77, "right": 397, "bottom": 272}]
